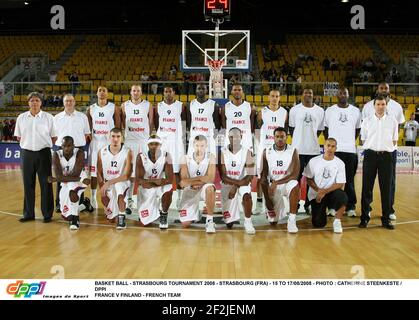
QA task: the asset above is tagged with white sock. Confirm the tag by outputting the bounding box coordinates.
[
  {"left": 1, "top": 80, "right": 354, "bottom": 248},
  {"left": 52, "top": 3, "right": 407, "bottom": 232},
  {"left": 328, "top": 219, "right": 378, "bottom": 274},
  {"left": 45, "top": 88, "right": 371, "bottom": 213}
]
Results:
[
  {"left": 91, "top": 189, "right": 97, "bottom": 200},
  {"left": 78, "top": 203, "right": 86, "bottom": 212},
  {"left": 119, "top": 211, "right": 126, "bottom": 216},
  {"left": 245, "top": 217, "right": 252, "bottom": 222},
  {"left": 289, "top": 213, "right": 296, "bottom": 219},
  {"left": 127, "top": 184, "right": 133, "bottom": 200},
  {"left": 334, "top": 218, "right": 341, "bottom": 222}
]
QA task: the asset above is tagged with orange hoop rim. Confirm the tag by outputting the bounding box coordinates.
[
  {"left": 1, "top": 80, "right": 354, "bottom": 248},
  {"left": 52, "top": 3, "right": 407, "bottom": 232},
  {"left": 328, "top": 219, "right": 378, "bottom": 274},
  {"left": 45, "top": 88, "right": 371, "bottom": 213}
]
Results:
[{"left": 208, "top": 59, "right": 225, "bottom": 71}]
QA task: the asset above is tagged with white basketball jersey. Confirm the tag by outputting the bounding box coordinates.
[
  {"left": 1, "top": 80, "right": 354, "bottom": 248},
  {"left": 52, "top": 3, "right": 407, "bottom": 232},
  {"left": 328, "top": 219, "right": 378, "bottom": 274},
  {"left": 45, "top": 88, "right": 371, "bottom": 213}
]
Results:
[
  {"left": 225, "top": 101, "right": 253, "bottom": 151},
  {"left": 100, "top": 145, "right": 129, "bottom": 181},
  {"left": 186, "top": 153, "right": 210, "bottom": 178},
  {"left": 90, "top": 102, "right": 115, "bottom": 143},
  {"left": 261, "top": 106, "right": 287, "bottom": 146},
  {"left": 58, "top": 148, "right": 79, "bottom": 176},
  {"left": 189, "top": 99, "right": 215, "bottom": 136},
  {"left": 156, "top": 100, "right": 183, "bottom": 138},
  {"left": 266, "top": 144, "right": 295, "bottom": 181},
  {"left": 124, "top": 100, "right": 150, "bottom": 141},
  {"left": 139, "top": 151, "right": 167, "bottom": 179},
  {"left": 222, "top": 146, "right": 248, "bottom": 180}
]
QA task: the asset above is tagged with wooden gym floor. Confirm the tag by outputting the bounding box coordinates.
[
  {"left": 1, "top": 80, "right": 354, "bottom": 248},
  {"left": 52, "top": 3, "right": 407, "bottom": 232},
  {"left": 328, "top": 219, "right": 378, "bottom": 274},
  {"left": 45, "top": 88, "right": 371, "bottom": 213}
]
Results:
[{"left": 0, "top": 168, "right": 418, "bottom": 279}]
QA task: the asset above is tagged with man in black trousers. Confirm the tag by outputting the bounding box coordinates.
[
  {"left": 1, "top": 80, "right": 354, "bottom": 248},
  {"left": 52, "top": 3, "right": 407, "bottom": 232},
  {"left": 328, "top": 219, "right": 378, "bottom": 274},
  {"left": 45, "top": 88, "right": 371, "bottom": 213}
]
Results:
[
  {"left": 14, "top": 92, "right": 57, "bottom": 222},
  {"left": 359, "top": 94, "right": 398, "bottom": 230}
]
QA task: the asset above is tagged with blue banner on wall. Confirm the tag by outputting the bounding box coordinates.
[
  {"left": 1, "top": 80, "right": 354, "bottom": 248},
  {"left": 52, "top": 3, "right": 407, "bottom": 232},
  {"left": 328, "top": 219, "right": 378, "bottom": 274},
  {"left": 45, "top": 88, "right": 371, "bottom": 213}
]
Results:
[{"left": 0, "top": 143, "right": 89, "bottom": 165}]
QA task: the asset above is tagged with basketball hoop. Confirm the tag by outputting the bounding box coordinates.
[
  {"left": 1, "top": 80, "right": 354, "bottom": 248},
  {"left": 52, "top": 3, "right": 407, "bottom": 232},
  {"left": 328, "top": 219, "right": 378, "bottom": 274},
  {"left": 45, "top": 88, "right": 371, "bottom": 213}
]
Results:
[{"left": 208, "top": 59, "right": 225, "bottom": 98}]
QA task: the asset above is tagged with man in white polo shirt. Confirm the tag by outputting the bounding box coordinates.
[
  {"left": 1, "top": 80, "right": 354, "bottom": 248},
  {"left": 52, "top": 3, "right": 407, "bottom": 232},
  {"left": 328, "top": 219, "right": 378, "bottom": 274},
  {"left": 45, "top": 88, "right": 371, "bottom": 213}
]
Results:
[
  {"left": 54, "top": 94, "right": 92, "bottom": 213},
  {"left": 324, "top": 87, "right": 361, "bottom": 217},
  {"left": 303, "top": 138, "right": 347, "bottom": 234},
  {"left": 14, "top": 92, "right": 57, "bottom": 223},
  {"left": 362, "top": 82, "right": 404, "bottom": 220},
  {"left": 289, "top": 86, "right": 325, "bottom": 213},
  {"left": 404, "top": 113, "right": 418, "bottom": 146},
  {"left": 360, "top": 94, "right": 398, "bottom": 230}
]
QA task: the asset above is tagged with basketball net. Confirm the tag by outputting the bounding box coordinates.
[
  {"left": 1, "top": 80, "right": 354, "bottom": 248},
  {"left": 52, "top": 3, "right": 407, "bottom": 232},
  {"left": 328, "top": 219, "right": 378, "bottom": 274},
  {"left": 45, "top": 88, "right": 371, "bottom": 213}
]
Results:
[{"left": 208, "top": 59, "right": 224, "bottom": 99}]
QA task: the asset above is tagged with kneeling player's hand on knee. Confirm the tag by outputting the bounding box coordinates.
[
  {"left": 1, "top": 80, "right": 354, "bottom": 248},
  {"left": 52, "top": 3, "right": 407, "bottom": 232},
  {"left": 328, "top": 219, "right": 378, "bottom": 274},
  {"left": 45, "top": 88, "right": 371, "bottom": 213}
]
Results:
[
  {"left": 82, "top": 178, "right": 91, "bottom": 186},
  {"left": 47, "top": 176, "right": 56, "bottom": 184},
  {"left": 228, "top": 186, "right": 238, "bottom": 199},
  {"left": 268, "top": 183, "right": 277, "bottom": 197},
  {"left": 100, "top": 182, "right": 109, "bottom": 197}
]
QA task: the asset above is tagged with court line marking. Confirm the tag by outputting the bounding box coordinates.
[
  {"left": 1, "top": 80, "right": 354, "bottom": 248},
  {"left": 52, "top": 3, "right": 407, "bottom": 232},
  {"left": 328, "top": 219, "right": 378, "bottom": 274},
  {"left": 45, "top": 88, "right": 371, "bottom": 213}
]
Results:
[{"left": 1, "top": 209, "right": 418, "bottom": 234}]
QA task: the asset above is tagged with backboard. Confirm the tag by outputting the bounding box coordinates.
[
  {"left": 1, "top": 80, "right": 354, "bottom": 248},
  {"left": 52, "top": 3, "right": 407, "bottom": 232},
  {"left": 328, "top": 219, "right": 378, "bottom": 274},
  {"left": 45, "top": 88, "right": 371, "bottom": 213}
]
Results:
[{"left": 180, "top": 30, "right": 251, "bottom": 72}]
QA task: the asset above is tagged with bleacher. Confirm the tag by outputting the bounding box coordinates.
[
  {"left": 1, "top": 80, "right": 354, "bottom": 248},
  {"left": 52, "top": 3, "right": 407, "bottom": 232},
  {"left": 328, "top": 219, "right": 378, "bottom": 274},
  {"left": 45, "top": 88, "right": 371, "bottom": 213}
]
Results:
[{"left": 257, "top": 34, "right": 373, "bottom": 84}]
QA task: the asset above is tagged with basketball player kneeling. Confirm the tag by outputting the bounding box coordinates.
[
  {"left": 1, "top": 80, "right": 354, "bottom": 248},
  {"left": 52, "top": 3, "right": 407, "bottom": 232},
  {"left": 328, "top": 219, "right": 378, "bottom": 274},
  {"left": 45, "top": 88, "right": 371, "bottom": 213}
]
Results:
[
  {"left": 219, "top": 127, "right": 256, "bottom": 235},
  {"left": 178, "top": 135, "right": 217, "bottom": 233},
  {"left": 135, "top": 135, "right": 174, "bottom": 229},
  {"left": 260, "top": 127, "right": 300, "bottom": 233},
  {"left": 48, "top": 136, "right": 90, "bottom": 230},
  {"left": 97, "top": 128, "right": 132, "bottom": 230}
]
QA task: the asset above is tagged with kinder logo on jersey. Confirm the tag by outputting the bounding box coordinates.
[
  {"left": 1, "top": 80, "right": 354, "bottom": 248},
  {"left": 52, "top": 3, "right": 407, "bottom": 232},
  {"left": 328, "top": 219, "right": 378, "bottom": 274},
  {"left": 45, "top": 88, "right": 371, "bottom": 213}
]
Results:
[
  {"left": 267, "top": 211, "right": 276, "bottom": 218},
  {"left": 180, "top": 210, "right": 187, "bottom": 217},
  {"left": 63, "top": 205, "right": 69, "bottom": 214},
  {"left": 223, "top": 211, "right": 231, "bottom": 219},
  {"left": 140, "top": 209, "right": 149, "bottom": 218},
  {"left": 6, "top": 280, "right": 46, "bottom": 298}
]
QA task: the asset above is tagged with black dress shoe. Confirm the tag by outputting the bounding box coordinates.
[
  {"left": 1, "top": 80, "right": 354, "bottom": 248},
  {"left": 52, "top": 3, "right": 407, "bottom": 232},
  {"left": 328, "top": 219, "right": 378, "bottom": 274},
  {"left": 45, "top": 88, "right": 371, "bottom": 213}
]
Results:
[
  {"left": 19, "top": 217, "right": 35, "bottom": 223},
  {"left": 358, "top": 221, "right": 368, "bottom": 228},
  {"left": 382, "top": 222, "right": 395, "bottom": 230},
  {"left": 43, "top": 217, "right": 52, "bottom": 223}
]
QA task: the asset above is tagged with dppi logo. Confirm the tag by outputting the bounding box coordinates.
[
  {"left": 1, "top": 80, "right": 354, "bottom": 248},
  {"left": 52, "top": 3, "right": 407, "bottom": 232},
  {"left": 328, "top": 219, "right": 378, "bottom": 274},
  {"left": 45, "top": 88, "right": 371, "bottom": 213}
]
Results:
[{"left": 6, "top": 280, "right": 46, "bottom": 298}]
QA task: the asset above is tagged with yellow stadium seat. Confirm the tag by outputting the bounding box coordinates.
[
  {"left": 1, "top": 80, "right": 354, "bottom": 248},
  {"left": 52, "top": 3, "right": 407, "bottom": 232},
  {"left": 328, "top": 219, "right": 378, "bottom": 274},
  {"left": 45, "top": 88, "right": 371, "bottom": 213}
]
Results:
[
  {"left": 404, "top": 96, "right": 413, "bottom": 104},
  {"left": 82, "top": 95, "right": 90, "bottom": 103},
  {"left": 280, "top": 96, "right": 287, "bottom": 104},
  {"left": 355, "top": 96, "right": 363, "bottom": 104},
  {"left": 246, "top": 95, "right": 254, "bottom": 103},
  {"left": 113, "top": 95, "right": 122, "bottom": 103}
]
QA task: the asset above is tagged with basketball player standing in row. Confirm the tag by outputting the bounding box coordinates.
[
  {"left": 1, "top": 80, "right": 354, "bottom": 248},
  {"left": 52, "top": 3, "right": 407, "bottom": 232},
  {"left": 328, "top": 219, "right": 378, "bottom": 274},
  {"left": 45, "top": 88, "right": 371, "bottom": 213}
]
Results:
[
  {"left": 289, "top": 86, "right": 324, "bottom": 213},
  {"left": 186, "top": 84, "right": 220, "bottom": 156},
  {"left": 155, "top": 85, "right": 186, "bottom": 209},
  {"left": 362, "top": 82, "right": 404, "bottom": 221},
  {"left": 87, "top": 86, "right": 121, "bottom": 209},
  {"left": 324, "top": 87, "right": 361, "bottom": 217},
  {"left": 221, "top": 84, "right": 256, "bottom": 155},
  {"left": 256, "top": 89, "right": 288, "bottom": 215},
  {"left": 121, "top": 84, "right": 153, "bottom": 214}
]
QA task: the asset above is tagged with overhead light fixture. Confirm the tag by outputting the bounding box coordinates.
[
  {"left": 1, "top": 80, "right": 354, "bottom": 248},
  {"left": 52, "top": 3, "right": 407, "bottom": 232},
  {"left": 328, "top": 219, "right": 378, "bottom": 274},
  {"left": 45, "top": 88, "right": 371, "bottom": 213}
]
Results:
[
  {"left": 24, "top": 2, "right": 29, "bottom": 5},
  {"left": 341, "top": 0, "right": 349, "bottom": 3}
]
